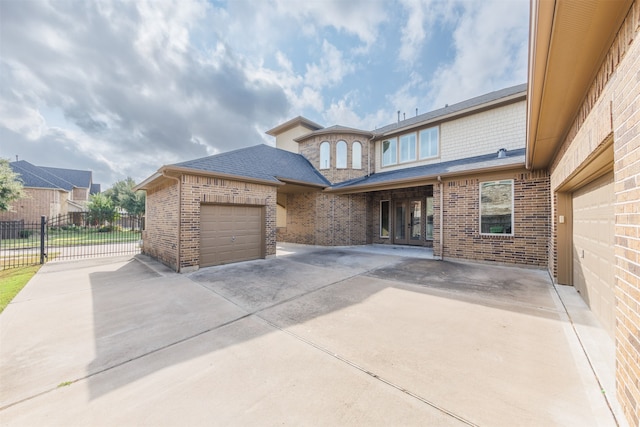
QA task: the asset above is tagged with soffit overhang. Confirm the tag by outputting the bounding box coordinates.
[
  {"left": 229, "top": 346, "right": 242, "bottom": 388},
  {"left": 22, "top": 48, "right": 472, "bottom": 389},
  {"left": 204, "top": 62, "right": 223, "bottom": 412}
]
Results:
[
  {"left": 325, "top": 162, "right": 525, "bottom": 195},
  {"left": 526, "top": 0, "right": 631, "bottom": 170}
]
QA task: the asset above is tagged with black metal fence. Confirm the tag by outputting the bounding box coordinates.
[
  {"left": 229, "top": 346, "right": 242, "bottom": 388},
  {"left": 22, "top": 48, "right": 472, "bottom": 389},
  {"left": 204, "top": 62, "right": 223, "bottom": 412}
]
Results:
[{"left": 1, "top": 212, "right": 142, "bottom": 270}]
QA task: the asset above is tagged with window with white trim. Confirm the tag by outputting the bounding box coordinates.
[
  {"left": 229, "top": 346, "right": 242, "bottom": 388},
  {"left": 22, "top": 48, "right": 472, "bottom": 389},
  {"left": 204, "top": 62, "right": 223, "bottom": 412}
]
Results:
[
  {"left": 399, "top": 133, "right": 417, "bottom": 163},
  {"left": 336, "top": 140, "right": 347, "bottom": 168},
  {"left": 320, "top": 141, "right": 330, "bottom": 169},
  {"left": 382, "top": 139, "right": 397, "bottom": 166},
  {"left": 352, "top": 141, "right": 362, "bottom": 169},
  {"left": 419, "top": 127, "right": 439, "bottom": 159},
  {"left": 480, "top": 180, "right": 514, "bottom": 235}
]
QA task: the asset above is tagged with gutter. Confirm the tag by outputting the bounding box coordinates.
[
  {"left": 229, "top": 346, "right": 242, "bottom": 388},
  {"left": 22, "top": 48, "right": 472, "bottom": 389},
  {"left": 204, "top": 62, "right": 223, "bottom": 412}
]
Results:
[{"left": 324, "top": 160, "right": 526, "bottom": 194}]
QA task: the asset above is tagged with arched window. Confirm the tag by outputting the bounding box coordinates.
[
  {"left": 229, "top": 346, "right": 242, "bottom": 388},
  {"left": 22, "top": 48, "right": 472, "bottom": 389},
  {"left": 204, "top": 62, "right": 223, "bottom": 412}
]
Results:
[
  {"left": 336, "top": 140, "right": 347, "bottom": 168},
  {"left": 320, "top": 141, "right": 330, "bottom": 169},
  {"left": 352, "top": 141, "right": 362, "bottom": 169}
]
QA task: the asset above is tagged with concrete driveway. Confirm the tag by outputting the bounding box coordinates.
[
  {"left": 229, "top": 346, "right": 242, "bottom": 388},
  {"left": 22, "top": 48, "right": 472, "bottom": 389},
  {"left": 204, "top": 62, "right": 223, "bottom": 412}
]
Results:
[{"left": 0, "top": 244, "right": 622, "bottom": 426}]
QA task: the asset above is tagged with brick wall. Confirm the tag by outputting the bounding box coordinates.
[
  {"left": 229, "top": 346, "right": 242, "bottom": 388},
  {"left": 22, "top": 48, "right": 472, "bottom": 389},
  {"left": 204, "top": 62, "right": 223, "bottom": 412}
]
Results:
[
  {"left": 142, "top": 179, "right": 180, "bottom": 270},
  {"left": 72, "top": 187, "right": 88, "bottom": 201},
  {"left": 0, "top": 188, "right": 67, "bottom": 224},
  {"left": 143, "top": 174, "right": 277, "bottom": 271},
  {"left": 375, "top": 101, "right": 526, "bottom": 173},
  {"left": 276, "top": 192, "right": 317, "bottom": 244},
  {"left": 611, "top": 3, "right": 640, "bottom": 424},
  {"left": 277, "top": 191, "right": 367, "bottom": 246},
  {"left": 439, "top": 170, "right": 549, "bottom": 266},
  {"left": 545, "top": 2, "right": 640, "bottom": 424},
  {"left": 298, "top": 133, "right": 372, "bottom": 184},
  {"left": 179, "top": 174, "right": 277, "bottom": 271}
]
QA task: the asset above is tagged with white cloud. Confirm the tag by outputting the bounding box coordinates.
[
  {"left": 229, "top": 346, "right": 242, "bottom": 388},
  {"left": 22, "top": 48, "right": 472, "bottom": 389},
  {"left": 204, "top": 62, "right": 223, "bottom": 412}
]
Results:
[
  {"left": 425, "top": 0, "right": 529, "bottom": 108},
  {"left": 276, "top": 0, "right": 387, "bottom": 47},
  {"left": 304, "top": 40, "right": 356, "bottom": 89},
  {"left": 398, "top": 0, "right": 458, "bottom": 64}
]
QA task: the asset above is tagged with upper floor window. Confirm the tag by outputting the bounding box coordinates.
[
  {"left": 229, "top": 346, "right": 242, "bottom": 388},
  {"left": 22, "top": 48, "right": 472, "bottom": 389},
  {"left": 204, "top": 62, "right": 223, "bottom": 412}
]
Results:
[
  {"left": 419, "top": 127, "right": 439, "bottom": 159},
  {"left": 382, "top": 139, "right": 397, "bottom": 166},
  {"left": 352, "top": 142, "right": 362, "bottom": 169},
  {"left": 399, "top": 133, "right": 417, "bottom": 163},
  {"left": 480, "top": 180, "right": 514, "bottom": 235},
  {"left": 320, "top": 141, "right": 330, "bottom": 169},
  {"left": 336, "top": 140, "right": 347, "bottom": 168}
]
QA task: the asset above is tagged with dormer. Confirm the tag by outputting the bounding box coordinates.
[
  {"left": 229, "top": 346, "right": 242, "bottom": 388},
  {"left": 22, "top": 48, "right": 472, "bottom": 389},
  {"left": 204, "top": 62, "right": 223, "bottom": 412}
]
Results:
[{"left": 266, "top": 116, "right": 324, "bottom": 153}]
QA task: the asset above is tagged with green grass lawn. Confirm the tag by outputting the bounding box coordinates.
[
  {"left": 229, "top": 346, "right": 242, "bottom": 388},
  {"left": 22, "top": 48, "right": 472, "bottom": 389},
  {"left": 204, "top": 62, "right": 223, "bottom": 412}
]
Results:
[
  {"left": 47, "top": 229, "right": 141, "bottom": 246},
  {"left": 1, "top": 229, "right": 141, "bottom": 248},
  {"left": 0, "top": 265, "right": 41, "bottom": 313}
]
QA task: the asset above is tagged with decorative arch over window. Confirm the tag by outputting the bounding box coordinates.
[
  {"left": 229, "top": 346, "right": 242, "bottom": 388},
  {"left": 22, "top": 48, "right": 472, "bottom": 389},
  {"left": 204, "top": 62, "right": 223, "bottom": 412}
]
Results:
[
  {"left": 320, "top": 141, "right": 330, "bottom": 169},
  {"left": 336, "top": 140, "right": 347, "bottom": 168},
  {"left": 352, "top": 141, "right": 362, "bottom": 169}
]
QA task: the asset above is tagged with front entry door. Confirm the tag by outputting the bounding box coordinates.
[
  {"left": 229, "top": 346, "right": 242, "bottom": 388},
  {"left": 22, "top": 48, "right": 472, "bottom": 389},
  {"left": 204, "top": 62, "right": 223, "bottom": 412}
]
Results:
[{"left": 393, "top": 199, "right": 422, "bottom": 245}]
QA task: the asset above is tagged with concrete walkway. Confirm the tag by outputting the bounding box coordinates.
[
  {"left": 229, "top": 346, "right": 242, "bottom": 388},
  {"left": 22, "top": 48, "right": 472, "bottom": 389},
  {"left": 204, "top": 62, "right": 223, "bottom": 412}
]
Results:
[{"left": 0, "top": 244, "right": 625, "bottom": 426}]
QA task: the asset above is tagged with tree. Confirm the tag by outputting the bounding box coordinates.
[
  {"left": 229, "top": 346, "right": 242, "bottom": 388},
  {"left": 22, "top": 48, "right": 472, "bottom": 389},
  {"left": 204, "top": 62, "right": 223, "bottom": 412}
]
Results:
[
  {"left": 104, "top": 177, "right": 145, "bottom": 216},
  {"left": 0, "top": 159, "right": 25, "bottom": 211},
  {"left": 87, "top": 193, "right": 118, "bottom": 226}
]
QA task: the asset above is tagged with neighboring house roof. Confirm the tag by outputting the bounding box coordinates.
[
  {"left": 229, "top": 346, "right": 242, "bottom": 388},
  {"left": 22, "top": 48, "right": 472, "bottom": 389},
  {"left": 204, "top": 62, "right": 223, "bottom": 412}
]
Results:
[
  {"left": 294, "top": 125, "right": 373, "bottom": 142},
  {"left": 40, "top": 166, "right": 92, "bottom": 188},
  {"left": 374, "top": 83, "right": 527, "bottom": 136},
  {"left": 90, "top": 183, "right": 101, "bottom": 194},
  {"left": 10, "top": 161, "right": 75, "bottom": 191},
  {"left": 327, "top": 148, "right": 526, "bottom": 193},
  {"left": 171, "top": 144, "right": 330, "bottom": 187},
  {"left": 9, "top": 160, "right": 98, "bottom": 193}
]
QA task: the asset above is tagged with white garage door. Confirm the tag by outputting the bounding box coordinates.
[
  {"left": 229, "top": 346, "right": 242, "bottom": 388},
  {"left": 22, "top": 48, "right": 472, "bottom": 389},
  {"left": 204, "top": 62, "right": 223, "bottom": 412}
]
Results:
[
  {"left": 572, "top": 171, "right": 615, "bottom": 338},
  {"left": 200, "top": 204, "right": 263, "bottom": 268}
]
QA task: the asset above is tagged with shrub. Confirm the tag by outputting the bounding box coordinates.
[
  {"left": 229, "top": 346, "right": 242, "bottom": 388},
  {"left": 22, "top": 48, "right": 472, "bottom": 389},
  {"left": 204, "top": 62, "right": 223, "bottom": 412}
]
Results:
[{"left": 19, "top": 230, "right": 33, "bottom": 238}]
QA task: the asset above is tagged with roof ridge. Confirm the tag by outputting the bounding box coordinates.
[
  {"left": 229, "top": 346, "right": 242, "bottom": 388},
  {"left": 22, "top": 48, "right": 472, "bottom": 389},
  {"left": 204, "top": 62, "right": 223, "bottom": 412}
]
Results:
[{"left": 11, "top": 161, "right": 69, "bottom": 190}]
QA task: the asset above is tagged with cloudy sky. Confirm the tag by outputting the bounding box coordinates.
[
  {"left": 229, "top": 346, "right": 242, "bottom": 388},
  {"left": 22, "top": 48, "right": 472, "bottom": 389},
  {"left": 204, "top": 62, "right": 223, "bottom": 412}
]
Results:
[{"left": 0, "top": 0, "right": 529, "bottom": 188}]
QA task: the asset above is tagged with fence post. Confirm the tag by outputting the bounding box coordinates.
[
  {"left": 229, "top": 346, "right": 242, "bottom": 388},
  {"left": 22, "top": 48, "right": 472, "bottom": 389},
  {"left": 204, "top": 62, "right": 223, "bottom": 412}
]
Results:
[{"left": 40, "top": 215, "right": 46, "bottom": 264}]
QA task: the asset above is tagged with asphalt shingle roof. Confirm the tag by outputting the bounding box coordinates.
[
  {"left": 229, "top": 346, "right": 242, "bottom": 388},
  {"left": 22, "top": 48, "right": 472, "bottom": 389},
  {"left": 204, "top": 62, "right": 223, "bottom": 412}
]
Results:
[
  {"left": 9, "top": 161, "right": 96, "bottom": 191},
  {"left": 330, "top": 148, "right": 526, "bottom": 190},
  {"left": 40, "top": 166, "right": 92, "bottom": 188},
  {"left": 10, "top": 161, "right": 75, "bottom": 191},
  {"left": 374, "top": 84, "right": 527, "bottom": 135},
  {"left": 173, "top": 144, "right": 330, "bottom": 187}
]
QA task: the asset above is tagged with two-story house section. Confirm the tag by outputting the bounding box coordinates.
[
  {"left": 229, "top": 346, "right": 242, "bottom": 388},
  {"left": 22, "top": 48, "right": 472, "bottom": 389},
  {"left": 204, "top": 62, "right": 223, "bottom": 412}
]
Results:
[
  {"left": 138, "top": 84, "right": 550, "bottom": 271},
  {"left": 274, "top": 83, "right": 550, "bottom": 267}
]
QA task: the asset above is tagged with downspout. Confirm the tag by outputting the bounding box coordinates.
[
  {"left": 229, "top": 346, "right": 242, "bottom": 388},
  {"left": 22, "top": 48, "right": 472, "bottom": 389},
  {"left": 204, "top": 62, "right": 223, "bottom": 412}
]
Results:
[
  {"left": 163, "top": 171, "right": 181, "bottom": 272},
  {"left": 438, "top": 175, "right": 444, "bottom": 261},
  {"left": 367, "top": 136, "right": 374, "bottom": 177}
]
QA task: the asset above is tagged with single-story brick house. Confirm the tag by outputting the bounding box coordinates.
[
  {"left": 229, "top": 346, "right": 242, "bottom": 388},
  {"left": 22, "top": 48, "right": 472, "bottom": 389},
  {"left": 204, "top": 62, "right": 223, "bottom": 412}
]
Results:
[
  {"left": 527, "top": 0, "right": 639, "bottom": 424},
  {"left": 0, "top": 160, "right": 101, "bottom": 224},
  {"left": 137, "top": 83, "right": 550, "bottom": 272}
]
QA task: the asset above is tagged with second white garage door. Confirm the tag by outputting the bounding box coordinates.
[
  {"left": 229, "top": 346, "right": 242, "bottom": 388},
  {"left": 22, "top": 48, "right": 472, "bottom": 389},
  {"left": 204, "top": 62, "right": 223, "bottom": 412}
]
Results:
[
  {"left": 572, "top": 171, "right": 615, "bottom": 338},
  {"left": 200, "top": 204, "right": 264, "bottom": 268}
]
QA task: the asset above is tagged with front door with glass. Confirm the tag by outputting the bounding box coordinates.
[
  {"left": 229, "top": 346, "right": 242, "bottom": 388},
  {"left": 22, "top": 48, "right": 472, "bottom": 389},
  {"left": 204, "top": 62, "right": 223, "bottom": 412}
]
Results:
[{"left": 393, "top": 199, "right": 422, "bottom": 245}]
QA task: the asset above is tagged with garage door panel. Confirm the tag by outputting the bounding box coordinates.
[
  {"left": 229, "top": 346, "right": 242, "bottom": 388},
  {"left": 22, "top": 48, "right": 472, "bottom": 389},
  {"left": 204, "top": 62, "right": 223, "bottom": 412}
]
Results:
[
  {"left": 572, "top": 172, "right": 615, "bottom": 338},
  {"left": 200, "top": 204, "right": 264, "bottom": 268}
]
